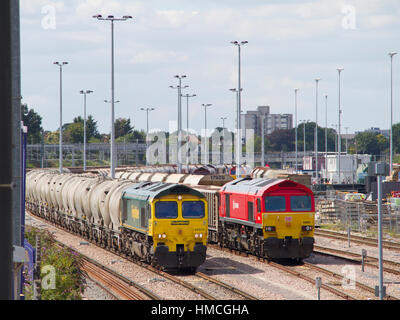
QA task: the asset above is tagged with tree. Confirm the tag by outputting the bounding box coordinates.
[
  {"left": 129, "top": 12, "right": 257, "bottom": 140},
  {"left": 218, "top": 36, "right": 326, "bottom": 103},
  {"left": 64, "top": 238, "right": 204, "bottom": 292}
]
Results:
[
  {"left": 392, "top": 123, "right": 400, "bottom": 153},
  {"left": 71, "top": 115, "right": 100, "bottom": 142},
  {"left": 268, "top": 129, "right": 295, "bottom": 152},
  {"left": 115, "top": 118, "right": 133, "bottom": 139},
  {"left": 21, "top": 104, "right": 43, "bottom": 144},
  {"left": 354, "top": 131, "right": 388, "bottom": 155}
]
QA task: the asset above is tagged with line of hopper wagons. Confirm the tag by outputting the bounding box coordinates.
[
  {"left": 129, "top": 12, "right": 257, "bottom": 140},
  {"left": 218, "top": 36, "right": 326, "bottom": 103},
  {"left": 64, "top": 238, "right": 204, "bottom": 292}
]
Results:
[{"left": 26, "top": 167, "right": 315, "bottom": 272}]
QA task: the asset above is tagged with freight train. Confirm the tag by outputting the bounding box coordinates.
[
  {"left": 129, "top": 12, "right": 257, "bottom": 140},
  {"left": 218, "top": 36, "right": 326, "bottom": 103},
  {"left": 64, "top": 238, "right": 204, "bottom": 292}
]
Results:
[
  {"left": 25, "top": 170, "right": 208, "bottom": 271},
  {"left": 26, "top": 169, "right": 315, "bottom": 270},
  {"left": 91, "top": 169, "right": 316, "bottom": 260}
]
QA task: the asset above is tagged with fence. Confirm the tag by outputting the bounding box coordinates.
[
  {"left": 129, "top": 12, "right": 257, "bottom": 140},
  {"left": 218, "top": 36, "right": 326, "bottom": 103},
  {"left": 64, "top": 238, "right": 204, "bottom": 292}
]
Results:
[{"left": 316, "top": 196, "right": 400, "bottom": 235}]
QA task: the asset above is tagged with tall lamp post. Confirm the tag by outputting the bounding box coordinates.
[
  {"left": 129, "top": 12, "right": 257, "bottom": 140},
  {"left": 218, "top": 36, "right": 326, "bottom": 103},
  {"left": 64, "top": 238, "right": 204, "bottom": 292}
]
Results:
[
  {"left": 141, "top": 107, "right": 155, "bottom": 165},
  {"left": 231, "top": 40, "right": 248, "bottom": 178},
  {"left": 221, "top": 117, "right": 227, "bottom": 129},
  {"left": 315, "top": 78, "right": 321, "bottom": 183},
  {"left": 170, "top": 76, "right": 188, "bottom": 173},
  {"left": 325, "top": 95, "right": 328, "bottom": 182},
  {"left": 389, "top": 52, "right": 397, "bottom": 174},
  {"left": 337, "top": 67, "right": 344, "bottom": 184},
  {"left": 93, "top": 14, "right": 133, "bottom": 179},
  {"left": 202, "top": 104, "right": 212, "bottom": 164},
  {"left": 79, "top": 90, "right": 93, "bottom": 171},
  {"left": 53, "top": 61, "right": 68, "bottom": 174},
  {"left": 294, "top": 88, "right": 299, "bottom": 172},
  {"left": 182, "top": 93, "right": 196, "bottom": 133}
]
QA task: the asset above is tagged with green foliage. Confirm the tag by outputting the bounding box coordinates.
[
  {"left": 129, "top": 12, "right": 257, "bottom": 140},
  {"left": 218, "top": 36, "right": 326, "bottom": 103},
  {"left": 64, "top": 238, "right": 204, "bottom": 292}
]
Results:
[
  {"left": 24, "top": 226, "right": 86, "bottom": 300},
  {"left": 115, "top": 117, "right": 133, "bottom": 139},
  {"left": 116, "top": 130, "right": 146, "bottom": 143},
  {"left": 22, "top": 104, "right": 43, "bottom": 144},
  {"left": 354, "top": 131, "right": 388, "bottom": 155}
]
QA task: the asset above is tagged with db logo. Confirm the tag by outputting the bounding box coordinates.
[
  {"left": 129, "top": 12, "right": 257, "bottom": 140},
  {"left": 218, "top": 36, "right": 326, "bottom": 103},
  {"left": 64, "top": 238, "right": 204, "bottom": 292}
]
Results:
[
  {"left": 233, "top": 201, "right": 239, "bottom": 209},
  {"left": 285, "top": 216, "right": 292, "bottom": 226}
]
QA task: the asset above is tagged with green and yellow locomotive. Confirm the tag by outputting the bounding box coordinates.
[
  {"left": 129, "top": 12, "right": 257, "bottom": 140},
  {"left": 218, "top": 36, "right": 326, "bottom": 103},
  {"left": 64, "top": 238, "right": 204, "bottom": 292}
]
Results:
[{"left": 120, "top": 182, "right": 208, "bottom": 270}]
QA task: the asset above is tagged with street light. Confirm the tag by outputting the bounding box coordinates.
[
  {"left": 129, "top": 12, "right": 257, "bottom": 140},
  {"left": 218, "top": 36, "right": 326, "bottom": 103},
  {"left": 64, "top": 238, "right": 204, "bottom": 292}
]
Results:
[
  {"left": 220, "top": 117, "right": 227, "bottom": 129},
  {"left": 325, "top": 95, "right": 328, "bottom": 182},
  {"left": 337, "top": 67, "right": 344, "bottom": 183},
  {"left": 315, "top": 78, "right": 321, "bottom": 183},
  {"left": 202, "top": 104, "right": 212, "bottom": 164},
  {"left": 294, "top": 88, "right": 299, "bottom": 172},
  {"left": 170, "top": 76, "right": 188, "bottom": 173},
  {"left": 79, "top": 90, "right": 93, "bottom": 171},
  {"left": 231, "top": 40, "right": 248, "bottom": 178},
  {"left": 93, "top": 14, "right": 133, "bottom": 179},
  {"left": 389, "top": 53, "right": 397, "bottom": 174},
  {"left": 53, "top": 61, "right": 68, "bottom": 173},
  {"left": 181, "top": 93, "right": 196, "bottom": 134},
  {"left": 140, "top": 107, "right": 155, "bottom": 165},
  {"left": 104, "top": 100, "right": 120, "bottom": 165}
]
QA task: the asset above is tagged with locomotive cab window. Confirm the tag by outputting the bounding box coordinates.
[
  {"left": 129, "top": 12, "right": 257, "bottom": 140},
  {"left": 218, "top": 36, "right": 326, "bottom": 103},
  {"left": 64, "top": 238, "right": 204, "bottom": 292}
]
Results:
[
  {"left": 182, "top": 201, "right": 205, "bottom": 218},
  {"left": 265, "top": 196, "right": 286, "bottom": 212},
  {"left": 155, "top": 201, "right": 178, "bottom": 219},
  {"left": 291, "top": 196, "right": 312, "bottom": 211}
]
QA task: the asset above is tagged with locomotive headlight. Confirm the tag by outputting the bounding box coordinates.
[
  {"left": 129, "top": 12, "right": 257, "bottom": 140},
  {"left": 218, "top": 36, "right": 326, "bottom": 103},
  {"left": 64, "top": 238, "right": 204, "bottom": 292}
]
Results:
[
  {"left": 178, "top": 195, "right": 182, "bottom": 200},
  {"left": 162, "top": 233, "right": 167, "bottom": 239},
  {"left": 195, "top": 233, "right": 199, "bottom": 238},
  {"left": 265, "top": 226, "right": 276, "bottom": 232},
  {"left": 302, "top": 225, "right": 313, "bottom": 231}
]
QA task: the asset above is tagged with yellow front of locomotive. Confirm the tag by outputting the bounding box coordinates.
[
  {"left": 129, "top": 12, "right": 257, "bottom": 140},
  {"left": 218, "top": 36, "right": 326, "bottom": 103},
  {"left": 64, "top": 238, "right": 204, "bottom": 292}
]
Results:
[
  {"left": 261, "top": 193, "right": 315, "bottom": 259},
  {"left": 151, "top": 194, "right": 208, "bottom": 270}
]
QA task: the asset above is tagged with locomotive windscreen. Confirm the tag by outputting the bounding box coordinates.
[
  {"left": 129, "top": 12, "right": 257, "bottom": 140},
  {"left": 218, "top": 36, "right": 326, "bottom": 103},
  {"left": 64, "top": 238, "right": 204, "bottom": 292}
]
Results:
[
  {"left": 182, "top": 201, "right": 205, "bottom": 218},
  {"left": 155, "top": 201, "right": 178, "bottom": 219},
  {"left": 290, "top": 196, "right": 312, "bottom": 211}
]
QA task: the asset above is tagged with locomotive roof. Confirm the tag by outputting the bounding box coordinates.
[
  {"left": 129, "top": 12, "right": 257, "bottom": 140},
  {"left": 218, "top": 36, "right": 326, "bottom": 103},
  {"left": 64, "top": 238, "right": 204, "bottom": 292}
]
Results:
[
  {"left": 220, "top": 177, "right": 311, "bottom": 196},
  {"left": 122, "top": 181, "right": 206, "bottom": 201}
]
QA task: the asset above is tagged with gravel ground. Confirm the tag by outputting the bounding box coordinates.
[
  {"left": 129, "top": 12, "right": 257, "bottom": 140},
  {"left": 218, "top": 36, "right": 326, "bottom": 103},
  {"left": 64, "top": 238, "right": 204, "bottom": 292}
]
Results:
[
  {"left": 312, "top": 235, "right": 400, "bottom": 299},
  {"left": 26, "top": 213, "right": 205, "bottom": 300},
  {"left": 200, "top": 247, "right": 341, "bottom": 300},
  {"left": 27, "top": 212, "right": 400, "bottom": 300},
  {"left": 81, "top": 278, "right": 117, "bottom": 300}
]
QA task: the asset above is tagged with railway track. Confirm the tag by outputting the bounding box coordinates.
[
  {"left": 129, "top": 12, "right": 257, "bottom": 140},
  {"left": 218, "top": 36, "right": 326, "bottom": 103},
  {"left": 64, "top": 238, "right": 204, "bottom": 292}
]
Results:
[
  {"left": 266, "top": 260, "right": 357, "bottom": 300},
  {"left": 302, "top": 261, "right": 398, "bottom": 300},
  {"left": 27, "top": 211, "right": 217, "bottom": 300},
  {"left": 209, "top": 244, "right": 356, "bottom": 300},
  {"left": 315, "top": 229, "right": 400, "bottom": 252},
  {"left": 210, "top": 244, "right": 400, "bottom": 300},
  {"left": 54, "top": 241, "right": 160, "bottom": 300},
  {"left": 314, "top": 245, "right": 400, "bottom": 277},
  {"left": 195, "top": 272, "right": 258, "bottom": 300}
]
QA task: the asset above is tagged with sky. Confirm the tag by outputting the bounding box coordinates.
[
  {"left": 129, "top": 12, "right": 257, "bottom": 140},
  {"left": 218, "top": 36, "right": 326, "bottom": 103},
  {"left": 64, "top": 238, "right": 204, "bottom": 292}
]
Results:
[{"left": 20, "top": 0, "right": 400, "bottom": 136}]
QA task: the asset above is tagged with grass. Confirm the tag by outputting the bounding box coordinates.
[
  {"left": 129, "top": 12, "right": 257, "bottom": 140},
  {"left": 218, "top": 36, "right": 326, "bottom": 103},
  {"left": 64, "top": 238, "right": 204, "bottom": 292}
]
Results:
[{"left": 23, "top": 226, "right": 87, "bottom": 300}]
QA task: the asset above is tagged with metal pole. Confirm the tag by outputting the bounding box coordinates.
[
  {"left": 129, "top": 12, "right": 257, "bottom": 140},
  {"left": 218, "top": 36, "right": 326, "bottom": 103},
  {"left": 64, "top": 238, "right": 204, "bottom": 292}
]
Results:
[
  {"left": 295, "top": 89, "right": 299, "bottom": 172},
  {"left": 389, "top": 53, "right": 397, "bottom": 174},
  {"left": 59, "top": 65, "right": 63, "bottom": 173},
  {"left": 315, "top": 79, "right": 320, "bottom": 183},
  {"left": 178, "top": 78, "right": 182, "bottom": 172},
  {"left": 337, "top": 68, "right": 344, "bottom": 184},
  {"left": 0, "top": 0, "right": 13, "bottom": 298},
  {"left": 237, "top": 45, "right": 242, "bottom": 178},
  {"left": 83, "top": 93, "right": 87, "bottom": 171},
  {"left": 377, "top": 173, "right": 384, "bottom": 300},
  {"left": 325, "top": 95, "right": 328, "bottom": 183},
  {"left": 261, "top": 114, "right": 265, "bottom": 167},
  {"left": 304, "top": 121, "right": 306, "bottom": 155},
  {"left": 93, "top": 15, "right": 133, "bottom": 176},
  {"left": 110, "top": 20, "right": 116, "bottom": 178}
]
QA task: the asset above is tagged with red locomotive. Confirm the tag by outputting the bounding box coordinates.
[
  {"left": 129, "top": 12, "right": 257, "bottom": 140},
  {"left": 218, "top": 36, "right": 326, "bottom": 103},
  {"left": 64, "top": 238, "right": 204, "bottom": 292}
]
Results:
[{"left": 218, "top": 177, "right": 315, "bottom": 260}]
